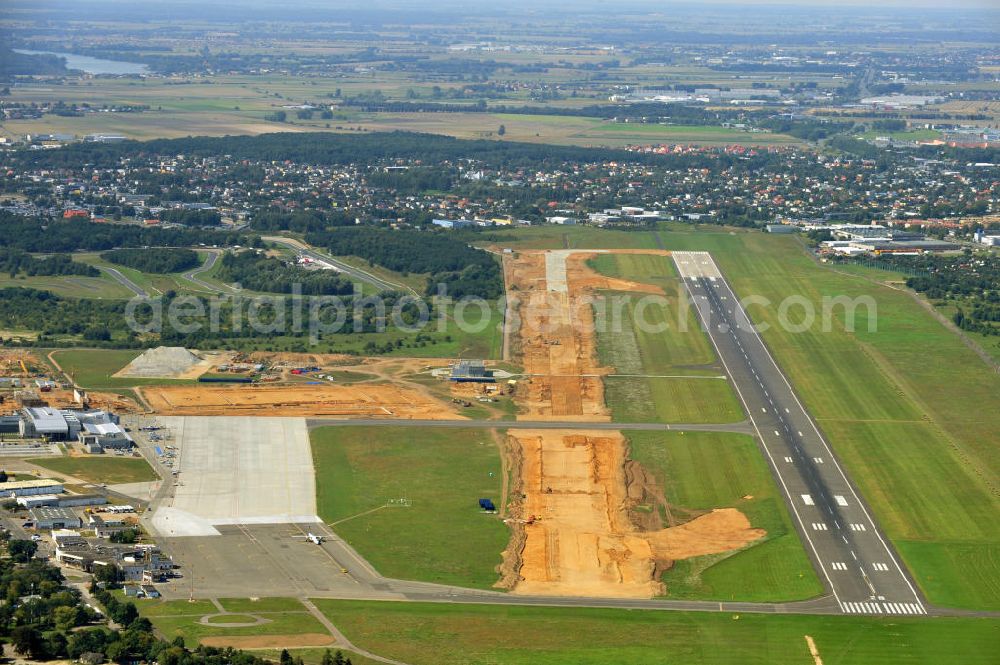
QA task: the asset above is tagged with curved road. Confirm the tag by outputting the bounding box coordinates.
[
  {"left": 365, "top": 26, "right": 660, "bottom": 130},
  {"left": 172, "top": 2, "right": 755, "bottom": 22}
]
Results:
[
  {"left": 181, "top": 250, "right": 237, "bottom": 293},
  {"left": 97, "top": 266, "right": 149, "bottom": 298},
  {"left": 265, "top": 236, "right": 416, "bottom": 295}
]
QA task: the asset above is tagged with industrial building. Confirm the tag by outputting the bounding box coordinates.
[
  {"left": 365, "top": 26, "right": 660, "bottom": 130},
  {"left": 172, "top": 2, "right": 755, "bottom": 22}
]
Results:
[
  {"left": 78, "top": 421, "right": 133, "bottom": 453},
  {"left": 0, "top": 479, "right": 64, "bottom": 498},
  {"left": 0, "top": 415, "right": 20, "bottom": 435},
  {"left": 17, "top": 408, "right": 129, "bottom": 449},
  {"left": 16, "top": 494, "right": 60, "bottom": 509},
  {"left": 29, "top": 506, "right": 83, "bottom": 530},
  {"left": 19, "top": 407, "right": 70, "bottom": 439},
  {"left": 16, "top": 493, "right": 107, "bottom": 509},
  {"left": 58, "top": 494, "right": 108, "bottom": 508},
  {"left": 432, "top": 218, "right": 476, "bottom": 229},
  {"left": 450, "top": 360, "right": 495, "bottom": 383},
  {"left": 89, "top": 514, "right": 129, "bottom": 539}
]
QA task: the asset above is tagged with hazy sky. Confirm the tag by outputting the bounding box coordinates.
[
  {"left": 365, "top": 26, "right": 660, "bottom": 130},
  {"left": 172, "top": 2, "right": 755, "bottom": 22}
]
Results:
[{"left": 61, "top": 0, "right": 1000, "bottom": 7}]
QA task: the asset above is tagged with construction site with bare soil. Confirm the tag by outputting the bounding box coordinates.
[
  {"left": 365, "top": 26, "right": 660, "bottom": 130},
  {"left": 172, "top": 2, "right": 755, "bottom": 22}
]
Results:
[
  {"left": 136, "top": 382, "right": 462, "bottom": 419},
  {"left": 499, "top": 249, "right": 764, "bottom": 598}
]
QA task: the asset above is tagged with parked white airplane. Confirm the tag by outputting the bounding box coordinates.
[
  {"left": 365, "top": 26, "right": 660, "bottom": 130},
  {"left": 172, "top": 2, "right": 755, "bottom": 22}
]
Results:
[{"left": 293, "top": 532, "right": 324, "bottom": 545}]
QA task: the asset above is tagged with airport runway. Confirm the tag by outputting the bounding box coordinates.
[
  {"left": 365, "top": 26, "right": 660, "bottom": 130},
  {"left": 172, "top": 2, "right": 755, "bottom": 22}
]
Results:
[{"left": 673, "top": 251, "right": 927, "bottom": 616}]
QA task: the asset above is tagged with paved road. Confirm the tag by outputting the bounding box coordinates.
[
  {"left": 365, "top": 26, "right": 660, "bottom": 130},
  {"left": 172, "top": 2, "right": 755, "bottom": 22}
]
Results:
[
  {"left": 98, "top": 266, "right": 148, "bottom": 298},
  {"left": 673, "top": 251, "right": 927, "bottom": 617},
  {"left": 305, "top": 520, "right": 849, "bottom": 614},
  {"left": 307, "top": 417, "right": 755, "bottom": 435},
  {"left": 181, "top": 250, "right": 235, "bottom": 293},
  {"left": 265, "top": 236, "right": 415, "bottom": 294}
]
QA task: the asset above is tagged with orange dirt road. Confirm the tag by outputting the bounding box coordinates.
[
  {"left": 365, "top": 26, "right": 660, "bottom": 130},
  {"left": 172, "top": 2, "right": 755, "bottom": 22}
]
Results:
[{"left": 138, "top": 383, "right": 460, "bottom": 419}]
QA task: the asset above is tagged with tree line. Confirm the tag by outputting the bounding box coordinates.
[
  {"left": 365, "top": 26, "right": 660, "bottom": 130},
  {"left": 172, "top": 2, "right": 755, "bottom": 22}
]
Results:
[
  {"left": 304, "top": 227, "right": 503, "bottom": 299},
  {"left": 0, "top": 286, "right": 433, "bottom": 349},
  {"left": 875, "top": 252, "right": 1000, "bottom": 337},
  {"left": 101, "top": 248, "right": 201, "bottom": 274},
  {"left": 216, "top": 251, "right": 355, "bottom": 296},
  {"left": 0, "top": 533, "right": 294, "bottom": 664},
  {"left": 0, "top": 212, "right": 258, "bottom": 253},
  {"left": 10, "top": 131, "right": 675, "bottom": 171},
  {"left": 1, "top": 247, "right": 99, "bottom": 277}
]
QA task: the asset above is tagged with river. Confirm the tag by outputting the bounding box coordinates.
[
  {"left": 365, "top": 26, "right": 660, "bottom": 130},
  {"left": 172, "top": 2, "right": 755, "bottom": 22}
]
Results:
[{"left": 14, "top": 49, "right": 149, "bottom": 75}]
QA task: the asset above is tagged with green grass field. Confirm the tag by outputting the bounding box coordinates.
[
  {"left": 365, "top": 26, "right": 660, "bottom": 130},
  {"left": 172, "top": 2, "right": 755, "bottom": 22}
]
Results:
[
  {"left": 0, "top": 272, "right": 133, "bottom": 299},
  {"left": 27, "top": 456, "right": 157, "bottom": 485},
  {"left": 590, "top": 253, "right": 744, "bottom": 424},
  {"left": 483, "top": 224, "right": 1000, "bottom": 609},
  {"left": 650, "top": 229, "right": 1000, "bottom": 610},
  {"left": 136, "top": 597, "right": 330, "bottom": 646},
  {"left": 626, "top": 430, "right": 822, "bottom": 602},
  {"left": 311, "top": 426, "right": 509, "bottom": 589},
  {"left": 215, "top": 300, "right": 503, "bottom": 358},
  {"left": 312, "top": 599, "right": 1000, "bottom": 665},
  {"left": 50, "top": 348, "right": 196, "bottom": 391},
  {"left": 485, "top": 225, "right": 661, "bottom": 250}
]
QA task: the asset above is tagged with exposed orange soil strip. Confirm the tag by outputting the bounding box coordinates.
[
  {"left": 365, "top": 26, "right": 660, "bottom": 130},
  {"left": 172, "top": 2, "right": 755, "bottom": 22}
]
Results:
[
  {"left": 502, "top": 249, "right": 763, "bottom": 598},
  {"left": 138, "top": 383, "right": 460, "bottom": 419},
  {"left": 508, "top": 429, "right": 764, "bottom": 598},
  {"left": 506, "top": 249, "right": 668, "bottom": 421},
  {"left": 45, "top": 388, "right": 142, "bottom": 414}
]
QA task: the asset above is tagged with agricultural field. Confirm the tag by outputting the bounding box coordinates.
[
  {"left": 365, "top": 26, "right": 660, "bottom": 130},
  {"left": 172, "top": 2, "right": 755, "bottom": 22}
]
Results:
[
  {"left": 0, "top": 76, "right": 798, "bottom": 146},
  {"left": 310, "top": 426, "right": 509, "bottom": 590},
  {"left": 590, "top": 252, "right": 744, "bottom": 424},
  {"left": 27, "top": 455, "right": 157, "bottom": 485},
  {"left": 627, "top": 430, "right": 822, "bottom": 602},
  {"left": 310, "top": 599, "right": 1000, "bottom": 665},
  {"left": 652, "top": 228, "right": 1000, "bottom": 610}
]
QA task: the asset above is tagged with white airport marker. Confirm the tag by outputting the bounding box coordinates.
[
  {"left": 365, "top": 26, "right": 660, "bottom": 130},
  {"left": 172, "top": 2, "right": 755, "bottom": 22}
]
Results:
[
  {"left": 801, "top": 494, "right": 814, "bottom": 506},
  {"left": 813, "top": 457, "right": 824, "bottom": 464},
  {"left": 834, "top": 495, "right": 848, "bottom": 507},
  {"left": 784, "top": 456, "right": 793, "bottom": 463},
  {"left": 850, "top": 523, "right": 867, "bottom": 532}
]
